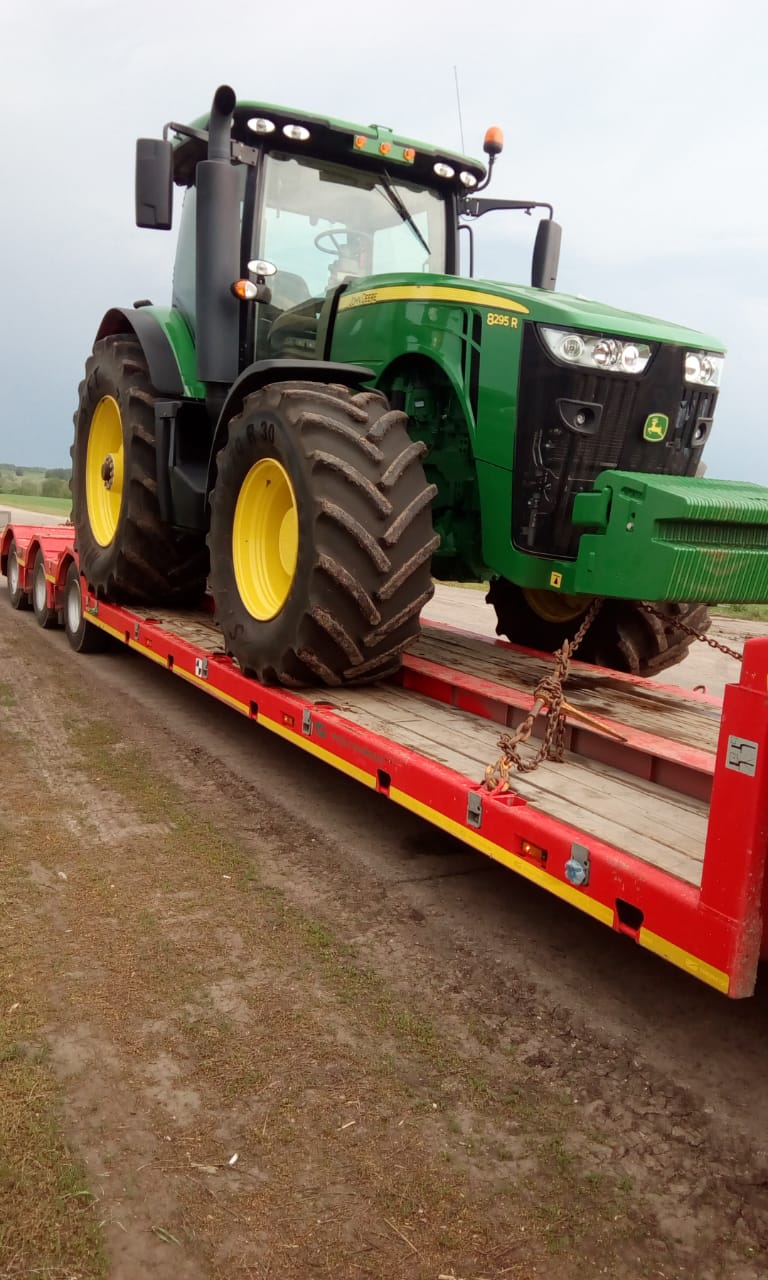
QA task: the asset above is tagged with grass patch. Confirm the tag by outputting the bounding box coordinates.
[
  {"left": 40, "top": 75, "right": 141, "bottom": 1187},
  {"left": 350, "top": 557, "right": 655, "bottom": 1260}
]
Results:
[
  {"left": 0, "top": 493, "right": 71, "bottom": 517},
  {"left": 0, "top": 1016, "right": 105, "bottom": 1278},
  {"left": 713, "top": 602, "right": 768, "bottom": 622}
]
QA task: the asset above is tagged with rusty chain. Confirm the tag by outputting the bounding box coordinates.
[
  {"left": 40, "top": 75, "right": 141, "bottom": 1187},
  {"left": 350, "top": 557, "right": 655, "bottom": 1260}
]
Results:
[
  {"left": 483, "top": 596, "right": 744, "bottom": 791},
  {"left": 639, "top": 602, "right": 744, "bottom": 663},
  {"left": 483, "top": 597, "right": 605, "bottom": 790}
]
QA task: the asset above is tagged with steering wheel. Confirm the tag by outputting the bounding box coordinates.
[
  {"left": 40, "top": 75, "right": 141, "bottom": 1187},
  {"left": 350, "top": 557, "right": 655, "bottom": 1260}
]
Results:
[{"left": 314, "top": 228, "right": 349, "bottom": 255}]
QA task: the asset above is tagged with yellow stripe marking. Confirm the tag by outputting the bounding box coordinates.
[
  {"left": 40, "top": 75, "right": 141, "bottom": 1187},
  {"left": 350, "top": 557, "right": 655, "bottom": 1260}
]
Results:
[
  {"left": 639, "top": 928, "right": 730, "bottom": 994},
  {"left": 87, "top": 614, "right": 731, "bottom": 995},
  {"left": 89, "top": 616, "right": 376, "bottom": 786},
  {"left": 260, "top": 714, "right": 376, "bottom": 788},
  {"left": 390, "top": 786, "right": 613, "bottom": 925},
  {"left": 338, "top": 285, "right": 529, "bottom": 314}
]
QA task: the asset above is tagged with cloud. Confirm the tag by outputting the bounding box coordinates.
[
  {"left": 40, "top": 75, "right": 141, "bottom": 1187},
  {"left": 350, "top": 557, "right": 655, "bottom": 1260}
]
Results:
[{"left": 0, "top": 0, "right": 765, "bottom": 488}]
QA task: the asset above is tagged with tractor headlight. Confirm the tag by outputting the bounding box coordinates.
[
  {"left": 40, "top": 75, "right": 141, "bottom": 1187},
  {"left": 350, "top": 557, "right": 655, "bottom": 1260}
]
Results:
[
  {"left": 541, "top": 326, "right": 653, "bottom": 375},
  {"left": 684, "top": 351, "right": 724, "bottom": 387}
]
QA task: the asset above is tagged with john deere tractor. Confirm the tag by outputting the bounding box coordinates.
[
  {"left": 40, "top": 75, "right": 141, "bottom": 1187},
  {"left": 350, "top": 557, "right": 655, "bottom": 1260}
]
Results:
[{"left": 71, "top": 85, "right": 768, "bottom": 686}]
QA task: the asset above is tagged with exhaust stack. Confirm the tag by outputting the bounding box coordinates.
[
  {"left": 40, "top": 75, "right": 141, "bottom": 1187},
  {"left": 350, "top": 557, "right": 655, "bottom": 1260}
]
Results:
[{"left": 196, "top": 85, "right": 240, "bottom": 384}]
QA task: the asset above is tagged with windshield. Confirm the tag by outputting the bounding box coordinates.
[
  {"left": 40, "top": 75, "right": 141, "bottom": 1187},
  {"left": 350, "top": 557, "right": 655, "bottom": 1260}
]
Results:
[{"left": 257, "top": 151, "right": 448, "bottom": 302}]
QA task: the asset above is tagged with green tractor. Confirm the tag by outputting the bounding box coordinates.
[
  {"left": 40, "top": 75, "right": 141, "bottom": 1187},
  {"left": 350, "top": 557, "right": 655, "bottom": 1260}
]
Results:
[{"left": 71, "top": 85, "right": 768, "bottom": 686}]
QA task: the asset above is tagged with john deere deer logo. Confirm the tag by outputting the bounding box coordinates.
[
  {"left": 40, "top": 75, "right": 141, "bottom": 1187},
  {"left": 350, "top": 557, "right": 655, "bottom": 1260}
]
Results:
[{"left": 643, "top": 413, "right": 669, "bottom": 442}]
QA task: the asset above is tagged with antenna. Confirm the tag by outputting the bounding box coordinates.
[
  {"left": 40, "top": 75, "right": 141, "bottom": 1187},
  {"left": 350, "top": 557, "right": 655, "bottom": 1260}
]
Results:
[{"left": 453, "top": 65, "right": 466, "bottom": 154}]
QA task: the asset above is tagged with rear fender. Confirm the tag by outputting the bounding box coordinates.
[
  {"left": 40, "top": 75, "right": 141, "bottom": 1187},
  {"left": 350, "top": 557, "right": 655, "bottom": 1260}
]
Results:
[
  {"left": 206, "top": 358, "right": 373, "bottom": 496},
  {"left": 95, "top": 306, "right": 203, "bottom": 399}
]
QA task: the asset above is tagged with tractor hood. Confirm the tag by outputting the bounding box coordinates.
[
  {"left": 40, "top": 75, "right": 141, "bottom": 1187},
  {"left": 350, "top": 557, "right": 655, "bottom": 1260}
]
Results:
[
  {"left": 467, "top": 275, "right": 725, "bottom": 350},
  {"left": 338, "top": 274, "right": 725, "bottom": 352}
]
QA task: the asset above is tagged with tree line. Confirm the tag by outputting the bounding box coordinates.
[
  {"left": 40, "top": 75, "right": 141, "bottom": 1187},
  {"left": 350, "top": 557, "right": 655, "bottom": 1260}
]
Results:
[{"left": 0, "top": 466, "right": 72, "bottom": 499}]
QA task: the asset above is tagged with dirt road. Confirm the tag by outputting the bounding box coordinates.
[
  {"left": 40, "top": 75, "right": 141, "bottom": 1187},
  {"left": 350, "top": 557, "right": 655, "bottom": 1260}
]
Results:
[{"left": 2, "top": 576, "right": 768, "bottom": 1278}]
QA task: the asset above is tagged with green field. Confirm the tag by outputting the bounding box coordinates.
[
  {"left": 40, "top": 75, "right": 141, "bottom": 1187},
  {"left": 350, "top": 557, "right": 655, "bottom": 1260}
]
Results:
[
  {"left": 713, "top": 602, "right": 768, "bottom": 622},
  {"left": 0, "top": 494, "right": 71, "bottom": 517}
]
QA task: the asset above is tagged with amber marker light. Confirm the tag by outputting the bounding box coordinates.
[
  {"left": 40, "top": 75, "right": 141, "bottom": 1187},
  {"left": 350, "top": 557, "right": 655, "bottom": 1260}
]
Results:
[
  {"left": 403, "top": 147, "right": 416, "bottom": 162},
  {"left": 354, "top": 134, "right": 368, "bottom": 149},
  {"left": 483, "top": 125, "right": 504, "bottom": 157},
  {"left": 521, "top": 839, "right": 547, "bottom": 864},
  {"left": 231, "top": 279, "right": 259, "bottom": 301},
  {"left": 379, "top": 141, "right": 391, "bottom": 155}
]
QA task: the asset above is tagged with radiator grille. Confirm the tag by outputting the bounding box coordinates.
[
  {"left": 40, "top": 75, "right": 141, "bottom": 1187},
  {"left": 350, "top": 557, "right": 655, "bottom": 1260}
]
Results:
[{"left": 513, "top": 327, "right": 716, "bottom": 559}]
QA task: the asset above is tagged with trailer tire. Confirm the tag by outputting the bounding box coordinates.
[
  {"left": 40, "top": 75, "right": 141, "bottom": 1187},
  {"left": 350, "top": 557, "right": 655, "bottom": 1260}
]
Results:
[
  {"left": 32, "top": 549, "right": 58, "bottom": 629},
  {"left": 71, "top": 334, "right": 208, "bottom": 604},
  {"left": 6, "top": 538, "right": 30, "bottom": 610},
  {"left": 63, "top": 561, "right": 109, "bottom": 653},
  {"left": 208, "top": 381, "right": 438, "bottom": 687},
  {"left": 486, "top": 578, "right": 711, "bottom": 678}
]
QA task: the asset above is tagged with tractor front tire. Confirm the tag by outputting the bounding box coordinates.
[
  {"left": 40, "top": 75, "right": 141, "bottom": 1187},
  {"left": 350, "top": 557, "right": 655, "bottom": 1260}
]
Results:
[
  {"left": 487, "top": 578, "right": 710, "bottom": 679},
  {"left": 208, "top": 381, "right": 438, "bottom": 687},
  {"left": 71, "top": 335, "right": 207, "bottom": 604}
]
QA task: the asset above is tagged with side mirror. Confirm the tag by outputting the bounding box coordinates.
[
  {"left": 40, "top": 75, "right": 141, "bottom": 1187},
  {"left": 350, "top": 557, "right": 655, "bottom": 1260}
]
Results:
[
  {"left": 135, "top": 138, "right": 173, "bottom": 230},
  {"left": 531, "top": 218, "right": 562, "bottom": 291}
]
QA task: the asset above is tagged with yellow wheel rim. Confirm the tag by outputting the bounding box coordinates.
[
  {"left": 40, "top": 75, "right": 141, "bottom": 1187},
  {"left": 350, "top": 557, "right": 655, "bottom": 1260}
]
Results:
[
  {"left": 232, "top": 458, "right": 299, "bottom": 620},
  {"left": 85, "top": 396, "right": 124, "bottom": 547},
  {"left": 522, "top": 587, "right": 593, "bottom": 625}
]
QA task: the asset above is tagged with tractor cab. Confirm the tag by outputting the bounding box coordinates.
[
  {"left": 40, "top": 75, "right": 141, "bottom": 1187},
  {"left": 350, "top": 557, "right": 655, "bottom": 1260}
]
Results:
[
  {"left": 138, "top": 94, "right": 481, "bottom": 380},
  {"left": 249, "top": 149, "right": 451, "bottom": 360}
]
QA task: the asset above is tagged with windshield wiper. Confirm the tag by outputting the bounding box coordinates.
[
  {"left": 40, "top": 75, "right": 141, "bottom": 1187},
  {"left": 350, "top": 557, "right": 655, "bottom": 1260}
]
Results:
[{"left": 377, "top": 171, "right": 430, "bottom": 257}]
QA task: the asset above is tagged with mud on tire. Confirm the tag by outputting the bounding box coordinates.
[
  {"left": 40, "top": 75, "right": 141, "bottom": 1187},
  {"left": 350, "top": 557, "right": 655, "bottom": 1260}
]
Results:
[
  {"left": 208, "top": 381, "right": 438, "bottom": 687},
  {"left": 71, "top": 335, "right": 207, "bottom": 603},
  {"left": 487, "top": 578, "right": 711, "bottom": 679}
]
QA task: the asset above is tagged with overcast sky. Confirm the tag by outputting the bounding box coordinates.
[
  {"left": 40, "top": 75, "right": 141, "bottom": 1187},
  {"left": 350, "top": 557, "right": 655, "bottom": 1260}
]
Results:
[{"left": 1, "top": 0, "right": 766, "bottom": 482}]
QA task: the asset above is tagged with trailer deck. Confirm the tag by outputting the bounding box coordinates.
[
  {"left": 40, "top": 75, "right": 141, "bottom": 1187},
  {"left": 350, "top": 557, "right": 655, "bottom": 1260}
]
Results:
[
  {"left": 132, "top": 607, "right": 714, "bottom": 886},
  {"left": 3, "top": 518, "right": 768, "bottom": 998}
]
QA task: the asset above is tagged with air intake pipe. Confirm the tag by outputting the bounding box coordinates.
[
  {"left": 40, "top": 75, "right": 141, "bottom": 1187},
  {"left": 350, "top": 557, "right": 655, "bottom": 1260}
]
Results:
[{"left": 196, "top": 85, "right": 240, "bottom": 384}]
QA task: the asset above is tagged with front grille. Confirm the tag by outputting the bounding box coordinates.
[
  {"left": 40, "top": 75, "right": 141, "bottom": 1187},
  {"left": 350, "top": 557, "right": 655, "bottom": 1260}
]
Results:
[{"left": 512, "top": 327, "right": 717, "bottom": 559}]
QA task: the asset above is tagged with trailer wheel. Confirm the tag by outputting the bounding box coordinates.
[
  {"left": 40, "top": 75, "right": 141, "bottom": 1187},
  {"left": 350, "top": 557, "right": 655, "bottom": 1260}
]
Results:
[
  {"left": 487, "top": 578, "right": 711, "bottom": 678},
  {"left": 207, "top": 381, "right": 438, "bottom": 686},
  {"left": 63, "top": 561, "right": 109, "bottom": 653},
  {"left": 6, "top": 538, "right": 30, "bottom": 610},
  {"left": 71, "top": 334, "right": 208, "bottom": 604},
  {"left": 32, "top": 550, "right": 58, "bottom": 629}
]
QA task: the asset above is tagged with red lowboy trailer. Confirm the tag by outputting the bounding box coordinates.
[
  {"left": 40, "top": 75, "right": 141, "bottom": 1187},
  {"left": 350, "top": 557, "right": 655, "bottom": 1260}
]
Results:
[{"left": 3, "top": 519, "right": 768, "bottom": 998}]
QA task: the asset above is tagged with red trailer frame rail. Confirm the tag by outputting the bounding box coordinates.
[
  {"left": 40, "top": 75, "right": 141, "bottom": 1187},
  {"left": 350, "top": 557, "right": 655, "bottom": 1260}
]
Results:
[{"left": 3, "top": 520, "right": 768, "bottom": 998}]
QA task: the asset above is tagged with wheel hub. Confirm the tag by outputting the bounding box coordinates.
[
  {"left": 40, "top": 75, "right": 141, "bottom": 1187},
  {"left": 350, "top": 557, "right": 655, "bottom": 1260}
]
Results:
[
  {"left": 233, "top": 458, "right": 299, "bottom": 621},
  {"left": 86, "top": 396, "right": 124, "bottom": 547}
]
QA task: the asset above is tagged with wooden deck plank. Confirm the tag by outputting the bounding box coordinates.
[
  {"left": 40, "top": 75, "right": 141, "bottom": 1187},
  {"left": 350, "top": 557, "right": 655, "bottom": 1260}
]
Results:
[
  {"left": 413, "top": 627, "right": 724, "bottom": 756},
  {"left": 331, "top": 687, "right": 706, "bottom": 886}
]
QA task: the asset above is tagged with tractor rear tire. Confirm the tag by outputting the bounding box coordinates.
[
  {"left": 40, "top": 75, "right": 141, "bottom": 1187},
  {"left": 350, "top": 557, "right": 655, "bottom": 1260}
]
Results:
[
  {"left": 207, "top": 381, "right": 438, "bottom": 687},
  {"left": 6, "top": 538, "right": 29, "bottom": 610},
  {"left": 487, "top": 578, "right": 711, "bottom": 679},
  {"left": 71, "top": 335, "right": 207, "bottom": 604}
]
